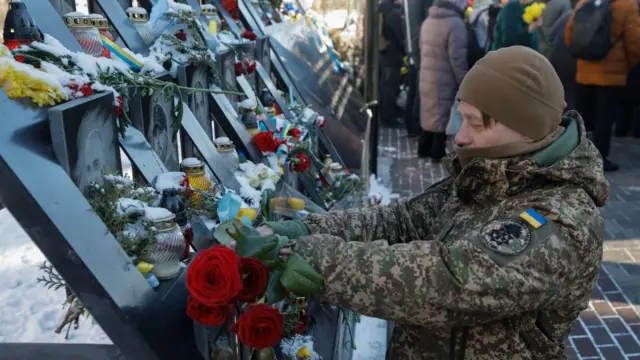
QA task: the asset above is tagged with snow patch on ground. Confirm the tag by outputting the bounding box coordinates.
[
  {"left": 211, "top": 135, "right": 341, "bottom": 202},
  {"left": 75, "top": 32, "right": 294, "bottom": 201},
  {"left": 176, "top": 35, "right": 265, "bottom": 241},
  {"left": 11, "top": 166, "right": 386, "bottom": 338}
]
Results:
[{"left": 0, "top": 209, "right": 110, "bottom": 344}]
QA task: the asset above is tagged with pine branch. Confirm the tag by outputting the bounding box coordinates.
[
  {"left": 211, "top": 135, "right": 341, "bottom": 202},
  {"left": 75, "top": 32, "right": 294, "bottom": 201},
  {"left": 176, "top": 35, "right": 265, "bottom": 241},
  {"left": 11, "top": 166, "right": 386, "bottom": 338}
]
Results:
[{"left": 36, "top": 262, "right": 67, "bottom": 292}]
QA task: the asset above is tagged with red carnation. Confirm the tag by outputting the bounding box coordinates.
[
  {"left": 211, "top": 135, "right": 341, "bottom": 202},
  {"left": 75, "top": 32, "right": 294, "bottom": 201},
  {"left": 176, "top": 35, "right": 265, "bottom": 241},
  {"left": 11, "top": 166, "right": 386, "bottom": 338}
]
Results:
[
  {"left": 235, "top": 62, "right": 243, "bottom": 76},
  {"left": 114, "top": 96, "right": 124, "bottom": 117},
  {"left": 186, "top": 245, "right": 242, "bottom": 306},
  {"left": 289, "top": 128, "right": 301, "bottom": 140},
  {"left": 231, "top": 304, "right": 284, "bottom": 349},
  {"left": 291, "top": 153, "right": 310, "bottom": 173},
  {"left": 241, "top": 30, "right": 258, "bottom": 41},
  {"left": 80, "top": 83, "right": 93, "bottom": 97},
  {"left": 234, "top": 257, "right": 269, "bottom": 303},
  {"left": 186, "top": 296, "right": 229, "bottom": 326},
  {"left": 176, "top": 30, "right": 187, "bottom": 41},
  {"left": 254, "top": 131, "right": 280, "bottom": 153}
]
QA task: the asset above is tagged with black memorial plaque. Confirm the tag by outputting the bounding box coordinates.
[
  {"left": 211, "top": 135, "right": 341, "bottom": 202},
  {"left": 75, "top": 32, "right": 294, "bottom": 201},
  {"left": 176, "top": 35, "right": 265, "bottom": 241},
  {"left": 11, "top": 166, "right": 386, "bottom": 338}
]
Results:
[
  {"left": 263, "top": 21, "right": 366, "bottom": 169},
  {"left": 254, "top": 36, "right": 271, "bottom": 93},
  {"left": 219, "top": 50, "right": 239, "bottom": 112},
  {"left": 139, "top": 73, "right": 181, "bottom": 171},
  {"left": 178, "top": 65, "right": 213, "bottom": 159},
  {"left": 234, "top": 42, "right": 257, "bottom": 91},
  {"left": 49, "top": 92, "right": 122, "bottom": 194}
]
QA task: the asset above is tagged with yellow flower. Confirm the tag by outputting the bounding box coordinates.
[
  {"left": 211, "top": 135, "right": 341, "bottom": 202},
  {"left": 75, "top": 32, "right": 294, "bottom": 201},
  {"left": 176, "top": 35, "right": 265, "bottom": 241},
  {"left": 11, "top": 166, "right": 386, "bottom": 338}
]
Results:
[
  {"left": 0, "top": 58, "right": 67, "bottom": 107},
  {"left": 296, "top": 346, "right": 312, "bottom": 359},
  {"left": 522, "top": 2, "right": 546, "bottom": 24}
]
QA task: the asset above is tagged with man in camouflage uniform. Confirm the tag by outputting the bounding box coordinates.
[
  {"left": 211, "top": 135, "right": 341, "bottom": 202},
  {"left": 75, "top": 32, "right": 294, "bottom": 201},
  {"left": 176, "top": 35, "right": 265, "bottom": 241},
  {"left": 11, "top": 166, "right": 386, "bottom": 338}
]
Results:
[{"left": 262, "top": 46, "right": 609, "bottom": 359}]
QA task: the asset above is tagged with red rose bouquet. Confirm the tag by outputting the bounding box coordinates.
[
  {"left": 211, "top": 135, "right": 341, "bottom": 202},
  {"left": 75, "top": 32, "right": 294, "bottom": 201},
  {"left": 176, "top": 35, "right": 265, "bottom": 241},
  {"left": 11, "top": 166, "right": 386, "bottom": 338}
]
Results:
[{"left": 184, "top": 220, "right": 325, "bottom": 350}]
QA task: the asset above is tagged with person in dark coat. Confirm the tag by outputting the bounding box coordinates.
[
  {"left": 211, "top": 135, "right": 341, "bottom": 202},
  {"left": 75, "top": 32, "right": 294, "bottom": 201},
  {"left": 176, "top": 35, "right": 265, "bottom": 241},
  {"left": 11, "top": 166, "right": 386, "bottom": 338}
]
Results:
[
  {"left": 548, "top": 10, "right": 576, "bottom": 111},
  {"left": 492, "top": 0, "right": 539, "bottom": 50},
  {"left": 403, "top": 0, "right": 434, "bottom": 137},
  {"left": 379, "top": 0, "right": 406, "bottom": 128}
]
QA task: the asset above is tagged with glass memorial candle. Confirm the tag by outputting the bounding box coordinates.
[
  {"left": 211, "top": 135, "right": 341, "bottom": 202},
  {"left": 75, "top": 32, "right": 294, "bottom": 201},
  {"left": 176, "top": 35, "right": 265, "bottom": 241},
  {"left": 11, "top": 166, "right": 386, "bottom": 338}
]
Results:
[
  {"left": 89, "top": 14, "right": 112, "bottom": 58},
  {"left": 63, "top": 12, "right": 103, "bottom": 57},
  {"left": 143, "top": 212, "right": 185, "bottom": 280},
  {"left": 201, "top": 4, "right": 222, "bottom": 35},
  {"left": 180, "top": 158, "right": 212, "bottom": 208},
  {"left": 126, "top": 7, "right": 154, "bottom": 45},
  {"left": 214, "top": 137, "right": 240, "bottom": 172}
]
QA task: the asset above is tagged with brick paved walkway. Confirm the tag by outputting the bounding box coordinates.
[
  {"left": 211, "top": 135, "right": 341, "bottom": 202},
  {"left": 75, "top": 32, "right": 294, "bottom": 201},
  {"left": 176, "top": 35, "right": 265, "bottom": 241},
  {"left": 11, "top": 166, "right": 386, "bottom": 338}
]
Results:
[{"left": 377, "top": 127, "right": 640, "bottom": 360}]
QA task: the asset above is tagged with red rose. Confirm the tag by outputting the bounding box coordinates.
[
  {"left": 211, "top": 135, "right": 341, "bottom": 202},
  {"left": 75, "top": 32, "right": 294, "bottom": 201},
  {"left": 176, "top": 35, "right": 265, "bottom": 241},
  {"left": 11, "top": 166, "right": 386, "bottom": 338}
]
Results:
[
  {"left": 186, "top": 296, "right": 229, "bottom": 326},
  {"left": 232, "top": 304, "right": 284, "bottom": 349},
  {"left": 291, "top": 153, "right": 310, "bottom": 173},
  {"left": 235, "top": 62, "right": 243, "bottom": 76},
  {"left": 186, "top": 245, "right": 242, "bottom": 306},
  {"left": 289, "top": 128, "right": 301, "bottom": 140},
  {"left": 176, "top": 30, "right": 187, "bottom": 41},
  {"left": 254, "top": 131, "right": 279, "bottom": 153},
  {"left": 241, "top": 30, "right": 258, "bottom": 41},
  {"left": 234, "top": 257, "right": 269, "bottom": 303}
]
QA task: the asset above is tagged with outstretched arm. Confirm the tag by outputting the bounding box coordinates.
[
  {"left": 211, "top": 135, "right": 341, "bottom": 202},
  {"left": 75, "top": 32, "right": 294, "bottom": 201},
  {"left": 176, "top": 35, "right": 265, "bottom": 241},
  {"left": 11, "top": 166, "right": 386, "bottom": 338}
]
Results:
[
  {"left": 293, "top": 202, "right": 603, "bottom": 327},
  {"left": 267, "top": 178, "right": 453, "bottom": 244}
]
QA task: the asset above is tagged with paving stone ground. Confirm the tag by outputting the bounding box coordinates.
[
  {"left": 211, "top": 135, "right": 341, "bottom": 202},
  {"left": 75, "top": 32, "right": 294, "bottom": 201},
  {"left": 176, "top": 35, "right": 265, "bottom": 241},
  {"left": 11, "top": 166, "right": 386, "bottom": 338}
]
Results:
[{"left": 377, "top": 126, "right": 640, "bottom": 360}]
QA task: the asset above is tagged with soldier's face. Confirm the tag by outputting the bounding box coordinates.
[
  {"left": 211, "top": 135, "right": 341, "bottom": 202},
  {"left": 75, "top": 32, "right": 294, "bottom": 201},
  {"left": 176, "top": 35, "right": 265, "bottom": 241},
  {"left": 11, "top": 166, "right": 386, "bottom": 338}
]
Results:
[{"left": 455, "top": 101, "right": 528, "bottom": 149}]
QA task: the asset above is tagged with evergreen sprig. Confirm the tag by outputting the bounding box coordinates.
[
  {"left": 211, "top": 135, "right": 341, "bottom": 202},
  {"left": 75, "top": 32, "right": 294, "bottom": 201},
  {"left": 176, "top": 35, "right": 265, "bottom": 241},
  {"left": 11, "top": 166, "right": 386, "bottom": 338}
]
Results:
[{"left": 36, "top": 261, "right": 67, "bottom": 292}]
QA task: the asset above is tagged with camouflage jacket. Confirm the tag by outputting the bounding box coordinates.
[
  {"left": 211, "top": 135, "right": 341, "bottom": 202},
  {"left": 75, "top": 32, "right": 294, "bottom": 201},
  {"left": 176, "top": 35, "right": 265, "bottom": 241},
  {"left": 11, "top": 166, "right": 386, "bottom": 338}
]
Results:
[{"left": 295, "top": 115, "right": 609, "bottom": 359}]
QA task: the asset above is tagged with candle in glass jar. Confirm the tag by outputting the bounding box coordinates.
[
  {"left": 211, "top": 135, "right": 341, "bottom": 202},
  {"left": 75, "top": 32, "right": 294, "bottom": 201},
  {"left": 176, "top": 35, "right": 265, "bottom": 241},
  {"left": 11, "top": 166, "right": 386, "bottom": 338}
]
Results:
[
  {"left": 63, "top": 12, "right": 103, "bottom": 57},
  {"left": 180, "top": 158, "right": 212, "bottom": 208},
  {"left": 89, "top": 14, "right": 112, "bottom": 58}
]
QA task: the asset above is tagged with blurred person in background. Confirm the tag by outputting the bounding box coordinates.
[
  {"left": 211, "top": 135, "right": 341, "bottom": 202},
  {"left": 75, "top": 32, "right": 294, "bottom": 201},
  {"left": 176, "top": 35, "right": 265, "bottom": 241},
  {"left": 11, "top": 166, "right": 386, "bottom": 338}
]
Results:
[
  {"left": 379, "top": 0, "right": 406, "bottom": 128},
  {"left": 548, "top": 9, "right": 577, "bottom": 111},
  {"left": 565, "top": 0, "right": 640, "bottom": 171},
  {"left": 418, "top": 0, "right": 469, "bottom": 161},
  {"left": 492, "top": 0, "right": 539, "bottom": 50},
  {"left": 403, "top": 0, "right": 434, "bottom": 138},
  {"left": 539, "top": 0, "right": 572, "bottom": 58}
]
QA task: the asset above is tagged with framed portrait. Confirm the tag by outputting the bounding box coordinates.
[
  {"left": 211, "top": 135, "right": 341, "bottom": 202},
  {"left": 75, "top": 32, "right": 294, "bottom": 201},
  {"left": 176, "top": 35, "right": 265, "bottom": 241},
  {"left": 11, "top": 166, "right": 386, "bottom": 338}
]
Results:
[
  {"left": 48, "top": 92, "right": 122, "bottom": 194},
  {"left": 140, "top": 73, "right": 181, "bottom": 171}
]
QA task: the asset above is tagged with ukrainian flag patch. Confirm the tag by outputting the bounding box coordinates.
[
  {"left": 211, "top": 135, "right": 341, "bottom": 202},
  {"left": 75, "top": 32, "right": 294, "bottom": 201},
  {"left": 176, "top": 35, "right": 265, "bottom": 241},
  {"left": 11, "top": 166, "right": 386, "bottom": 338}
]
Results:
[{"left": 519, "top": 208, "right": 547, "bottom": 229}]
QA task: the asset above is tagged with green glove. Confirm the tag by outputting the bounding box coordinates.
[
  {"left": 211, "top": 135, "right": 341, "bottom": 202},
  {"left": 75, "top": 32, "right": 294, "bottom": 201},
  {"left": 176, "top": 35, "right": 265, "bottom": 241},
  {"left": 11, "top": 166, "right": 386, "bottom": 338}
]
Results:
[{"left": 265, "top": 220, "right": 309, "bottom": 239}]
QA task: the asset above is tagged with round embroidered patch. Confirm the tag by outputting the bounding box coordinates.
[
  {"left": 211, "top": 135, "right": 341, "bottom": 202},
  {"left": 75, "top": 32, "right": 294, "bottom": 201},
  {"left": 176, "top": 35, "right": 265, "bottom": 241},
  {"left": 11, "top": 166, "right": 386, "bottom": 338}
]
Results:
[{"left": 479, "top": 219, "right": 532, "bottom": 256}]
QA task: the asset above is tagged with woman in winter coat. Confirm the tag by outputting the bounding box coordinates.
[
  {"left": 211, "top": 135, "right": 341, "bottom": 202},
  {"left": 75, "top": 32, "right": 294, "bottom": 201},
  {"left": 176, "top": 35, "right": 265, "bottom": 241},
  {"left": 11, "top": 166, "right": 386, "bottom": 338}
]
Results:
[{"left": 417, "top": 0, "right": 469, "bottom": 160}]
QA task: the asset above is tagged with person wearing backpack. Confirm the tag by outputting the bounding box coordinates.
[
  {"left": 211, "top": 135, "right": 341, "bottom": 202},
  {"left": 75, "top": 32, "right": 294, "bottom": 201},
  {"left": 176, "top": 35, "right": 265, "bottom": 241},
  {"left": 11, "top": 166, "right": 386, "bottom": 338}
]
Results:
[
  {"left": 565, "top": 0, "right": 640, "bottom": 171},
  {"left": 417, "top": 0, "right": 469, "bottom": 161}
]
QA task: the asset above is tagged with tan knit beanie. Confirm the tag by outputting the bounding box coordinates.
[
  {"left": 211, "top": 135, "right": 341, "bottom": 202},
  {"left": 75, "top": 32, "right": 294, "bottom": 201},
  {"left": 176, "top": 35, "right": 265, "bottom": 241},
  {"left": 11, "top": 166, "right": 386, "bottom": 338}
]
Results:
[{"left": 457, "top": 46, "right": 566, "bottom": 141}]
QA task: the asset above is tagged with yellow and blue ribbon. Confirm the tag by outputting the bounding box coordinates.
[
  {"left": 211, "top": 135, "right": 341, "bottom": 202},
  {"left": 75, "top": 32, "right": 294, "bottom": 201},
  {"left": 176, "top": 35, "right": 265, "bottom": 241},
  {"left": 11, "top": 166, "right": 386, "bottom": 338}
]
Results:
[{"left": 100, "top": 34, "right": 143, "bottom": 72}]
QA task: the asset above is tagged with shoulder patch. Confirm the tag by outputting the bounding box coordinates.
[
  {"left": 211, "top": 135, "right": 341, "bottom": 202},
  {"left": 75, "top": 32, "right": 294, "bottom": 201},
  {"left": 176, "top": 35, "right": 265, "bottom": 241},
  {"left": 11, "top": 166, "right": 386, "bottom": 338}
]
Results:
[{"left": 479, "top": 219, "right": 532, "bottom": 256}]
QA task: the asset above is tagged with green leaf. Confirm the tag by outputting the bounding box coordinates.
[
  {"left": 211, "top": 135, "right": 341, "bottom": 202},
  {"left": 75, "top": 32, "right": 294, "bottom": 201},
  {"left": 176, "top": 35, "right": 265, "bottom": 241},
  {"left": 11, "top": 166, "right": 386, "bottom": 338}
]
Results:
[
  {"left": 280, "top": 254, "right": 324, "bottom": 296},
  {"left": 213, "top": 219, "right": 244, "bottom": 245},
  {"left": 265, "top": 270, "right": 286, "bottom": 304}
]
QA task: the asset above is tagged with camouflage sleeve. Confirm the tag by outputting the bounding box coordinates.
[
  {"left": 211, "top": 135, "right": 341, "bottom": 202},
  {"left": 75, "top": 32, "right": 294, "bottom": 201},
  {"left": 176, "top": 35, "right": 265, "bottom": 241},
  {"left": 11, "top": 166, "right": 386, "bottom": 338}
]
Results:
[
  {"left": 294, "top": 204, "right": 603, "bottom": 327},
  {"left": 299, "top": 178, "right": 452, "bottom": 244}
]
